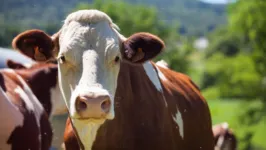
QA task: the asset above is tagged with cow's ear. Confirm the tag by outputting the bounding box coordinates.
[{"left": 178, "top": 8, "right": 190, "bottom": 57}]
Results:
[
  {"left": 12, "top": 29, "right": 60, "bottom": 62},
  {"left": 121, "top": 32, "right": 165, "bottom": 63},
  {"left": 6, "top": 59, "right": 26, "bottom": 69}
]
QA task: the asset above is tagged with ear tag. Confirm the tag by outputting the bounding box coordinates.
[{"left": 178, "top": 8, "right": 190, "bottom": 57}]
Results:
[
  {"left": 34, "top": 46, "right": 46, "bottom": 61},
  {"left": 131, "top": 47, "right": 145, "bottom": 62}
]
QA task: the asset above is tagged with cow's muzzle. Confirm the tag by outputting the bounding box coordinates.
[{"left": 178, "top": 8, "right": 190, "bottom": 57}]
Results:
[{"left": 74, "top": 93, "right": 111, "bottom": 120}]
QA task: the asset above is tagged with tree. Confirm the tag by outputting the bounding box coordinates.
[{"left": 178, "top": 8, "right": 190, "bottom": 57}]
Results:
[
  {"left": 206, "top": 1, "right": 266, "bottom": 149},
  {"left": 229, "top": 0, "right": 266, "bottom": 77}
]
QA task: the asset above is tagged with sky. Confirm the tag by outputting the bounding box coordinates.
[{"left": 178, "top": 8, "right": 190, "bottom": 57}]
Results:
[{"left": 200, "top": 0, "right": 236, "bottom": 4}]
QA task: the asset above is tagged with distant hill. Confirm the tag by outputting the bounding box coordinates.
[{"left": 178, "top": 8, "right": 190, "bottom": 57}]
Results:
[{"left": 0, "top": 0, "right": 227, "bottom": 36}]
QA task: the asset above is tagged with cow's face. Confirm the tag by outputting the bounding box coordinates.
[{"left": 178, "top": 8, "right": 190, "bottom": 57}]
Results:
[
  {"left": 56, "top": 10, "right": 126, "bottom": 122},
  {"left": 12, "top": 10, "right": 164, "bottom": 125}
]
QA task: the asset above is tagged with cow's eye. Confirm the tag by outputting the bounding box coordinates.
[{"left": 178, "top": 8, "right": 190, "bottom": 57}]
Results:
[
  {"left": 114, "top": 56, "right": 120, "bottom": 63},
  {"left": 57, "top": 55, "right": 66, "bottom": 64}
]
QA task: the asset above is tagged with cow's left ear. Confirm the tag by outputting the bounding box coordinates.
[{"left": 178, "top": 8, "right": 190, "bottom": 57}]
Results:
[{"left": 121, "top": 32, "right": 165, "bottom": 63}]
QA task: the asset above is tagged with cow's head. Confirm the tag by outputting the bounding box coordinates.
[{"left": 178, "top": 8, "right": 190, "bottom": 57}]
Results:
[{"left": 12, "top": 9, "right": 164, "bottom": 143}]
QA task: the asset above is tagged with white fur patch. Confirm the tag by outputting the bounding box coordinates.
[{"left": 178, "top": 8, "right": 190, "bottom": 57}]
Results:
[
  {"left": 172, "top": 108, "right": 184, "bottom": 139},
  {"left": 72, "top": 119, "right": 101, "bottom": 150},
  {"left": 143, "top": 62, "right": 168, "bottom": 107},
  {"left": 23, "top": 62, "right": 35, "bottom": 68},
  {"left": 64, "top": 9, "right": 119, "bottom": 31},
  {"left": 143, "top": 62, "right": 163, "bottom": 92},
  {"left": 156, "top": 60, "right": 169, "bottom": 69},
  {"left": 221, "top": 122, "right": 229, "bottom": 129},
  {"left": 155, "top": 66, "right": 167, "bottom": 81}
]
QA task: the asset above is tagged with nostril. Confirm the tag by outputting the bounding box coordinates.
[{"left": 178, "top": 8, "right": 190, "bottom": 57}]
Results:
[
  {"left": 101, "top": 99, "right": 111, "bottom": 113},
  {"left": 76, "top": 98, "right": 87, "bottom": 112}
]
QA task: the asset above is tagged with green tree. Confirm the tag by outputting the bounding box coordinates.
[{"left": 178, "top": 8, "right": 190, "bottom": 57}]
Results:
[
  {"left": 228, "top": 1, "right": 266, "bottom": 149},
  {"left": 202, "top": 1, "right": 266, "bottom": 149},
  {"left": 229, "top": 0, "right": 266, "bottom": 77}
]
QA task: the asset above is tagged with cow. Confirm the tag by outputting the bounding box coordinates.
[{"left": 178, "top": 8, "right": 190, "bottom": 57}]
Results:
[
  {"left": 213, "top": 122, "right": 237, "bottom": 150},
  {"left": 0, "top": 48, "right": 68, "bottom": 149},
  {"left": 12, "top": 9, "right": 215, "bottom": 150},
  {"left": 0, "top": 59, "right": 66, "bottom": 150},
  {"left": 5, "top": 60, "right": 67, "bottom": 117}
]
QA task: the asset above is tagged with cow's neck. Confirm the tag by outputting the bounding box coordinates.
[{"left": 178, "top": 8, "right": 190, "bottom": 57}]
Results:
[
  {"left": 71, "top": 61, "right": 166, "bottom": 150},
  {"left": 89, "top": 61, "right": 168, "bottom": 149}
]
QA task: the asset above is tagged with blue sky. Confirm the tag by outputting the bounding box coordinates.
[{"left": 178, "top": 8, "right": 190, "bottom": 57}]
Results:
[{"left": 200, "top": 0, "right": 236, "bottom": 4}]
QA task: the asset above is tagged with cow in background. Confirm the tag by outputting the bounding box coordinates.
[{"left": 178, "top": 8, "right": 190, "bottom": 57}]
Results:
[
  {"left": 0, "top": 48, "right": 68, "bottom": 149},
  {"left": 213, "top": 122, "right": 237, "bottom": 150},
  {"left": 0, "top": 57, "right": 66, "bottom": 149},
  {"left": 6, "top": 59, "right": 67, "bottom": 116}
]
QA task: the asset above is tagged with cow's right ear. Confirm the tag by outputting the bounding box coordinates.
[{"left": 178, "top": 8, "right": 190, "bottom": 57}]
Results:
[{"left": 12, "top": 29, "right": 59, "bottom": 62}]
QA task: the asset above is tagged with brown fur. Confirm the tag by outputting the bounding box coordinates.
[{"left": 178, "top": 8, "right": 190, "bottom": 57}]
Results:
[{"left": 64, "top": 118, "right": 80, "bottom": 150}]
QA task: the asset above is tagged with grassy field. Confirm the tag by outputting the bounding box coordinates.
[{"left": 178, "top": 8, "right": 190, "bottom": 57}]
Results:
[{"left": 208, "top": 99, "right": 241, "bottom": 125}]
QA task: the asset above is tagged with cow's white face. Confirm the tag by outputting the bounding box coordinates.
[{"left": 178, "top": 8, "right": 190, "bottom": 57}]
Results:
[
  {"left": 12, "top": 9, "right": 165, "bottom": 149},
  {"left": 57, "top": 10, "right": 124, "bottom": 124}
]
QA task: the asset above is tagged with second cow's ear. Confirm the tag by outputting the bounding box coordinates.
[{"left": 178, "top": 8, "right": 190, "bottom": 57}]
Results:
[
  {"left": 121, "top": 32, "right": 165, "bottom": 63},
  {"left": 6, "top": 59, "right": 26, "bottom": 69},
  {"left": 12, "top": 29, "right": 60, "bottom": 62}
]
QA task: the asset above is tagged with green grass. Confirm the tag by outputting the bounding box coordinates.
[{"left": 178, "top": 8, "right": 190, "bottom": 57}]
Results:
[{"left": 208, "top": 99, "right": 241, "bottom": 125}]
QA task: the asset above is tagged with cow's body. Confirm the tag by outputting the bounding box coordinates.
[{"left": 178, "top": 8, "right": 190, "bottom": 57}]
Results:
[
  {"left": 63, "top": 61, "right": 213, "bottom": 150},
  {"left": 12, "top": 9, "right": 214, "bottom": 150},
  {"left": 0, "top": 61, "right": 66, "bottom": 150},
  {"left": 213, "top": 122, "right": 237, "bottom": 150}
]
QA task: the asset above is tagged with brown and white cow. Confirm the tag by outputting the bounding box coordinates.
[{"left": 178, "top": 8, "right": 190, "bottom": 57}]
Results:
[
  {"left": 0, "top": 59, "right": 66, "bottom": 150},
  {"left": 5, "top": 60, "right": 67, "bottom": 117},
  {"left": 213, "top": 122, "right": 237, "bottom": 150},
  {"left": 12, "top": 9, "right": 215, "bottom": 150}
]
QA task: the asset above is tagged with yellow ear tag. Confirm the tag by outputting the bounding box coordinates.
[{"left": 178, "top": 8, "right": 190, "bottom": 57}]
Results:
[
  {"left": 131, "top": 48, "right": 145, "bottom": 62},
  {"left": 138, "top": 48, "right": 143, "bottom": 53},
  {"left": 34, "top": 46, "right": 46, "bottom": 61},
  {"left": 34, "top": 46, "right": 39, "bottom": 53}
]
